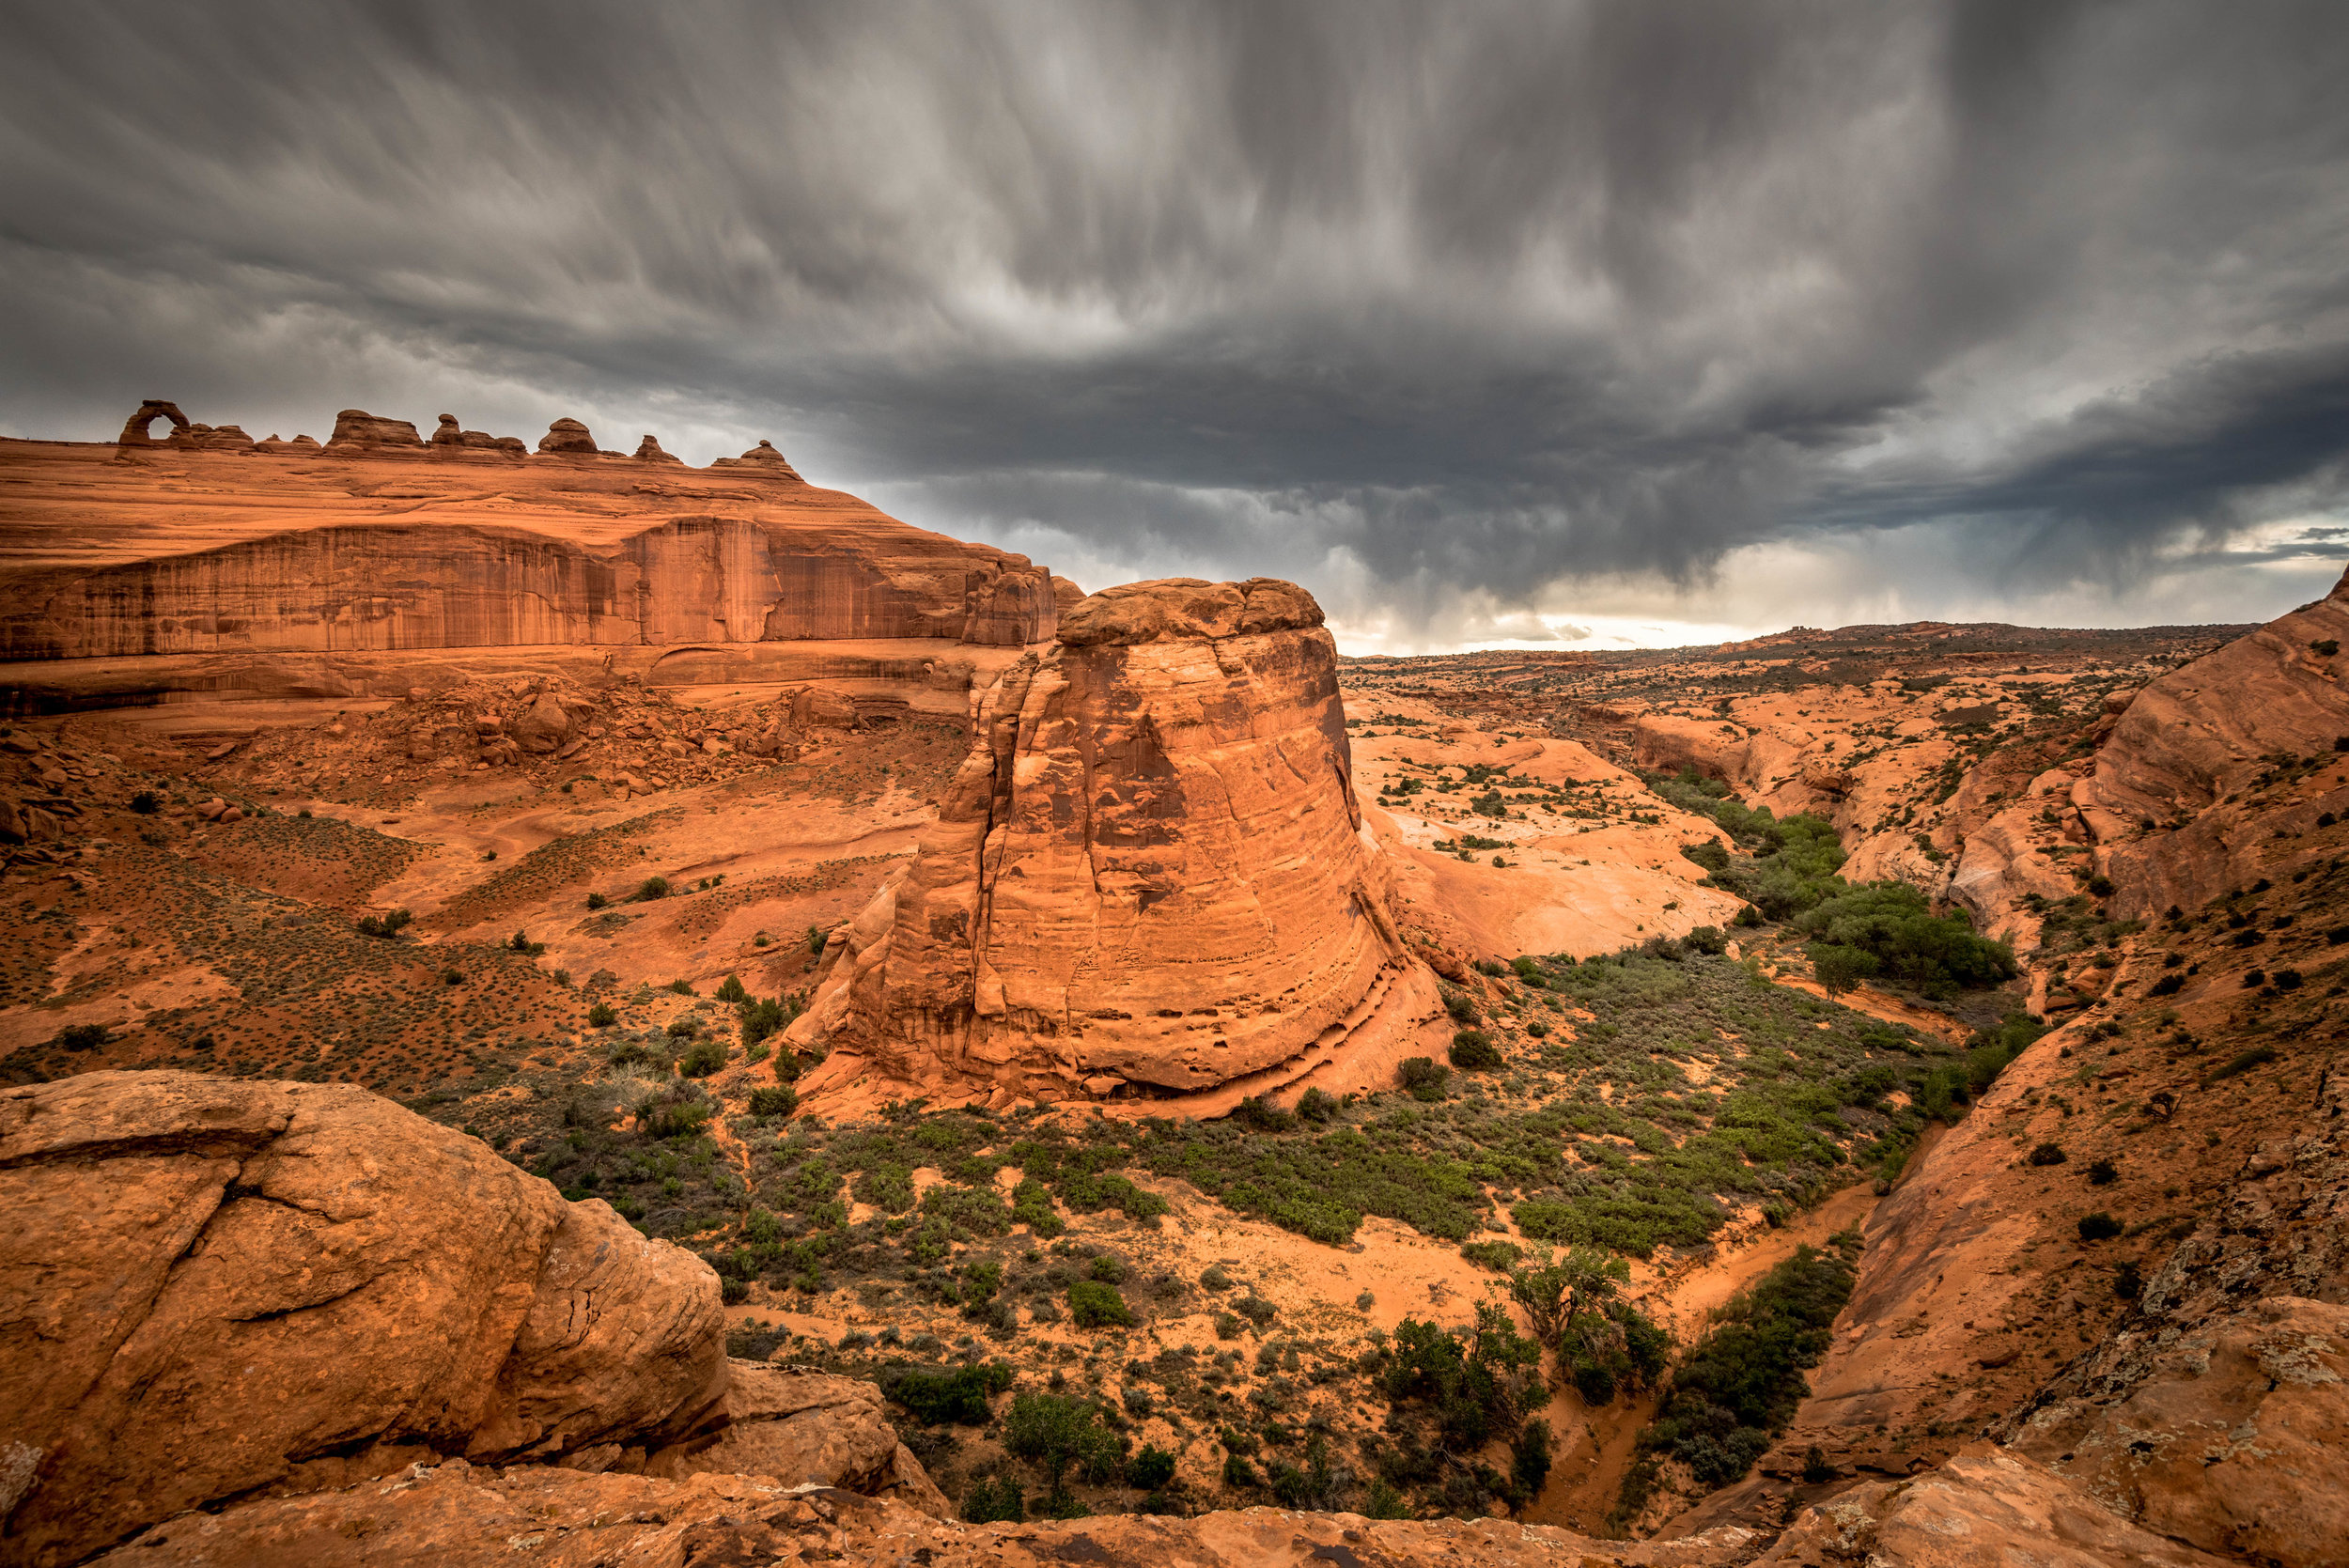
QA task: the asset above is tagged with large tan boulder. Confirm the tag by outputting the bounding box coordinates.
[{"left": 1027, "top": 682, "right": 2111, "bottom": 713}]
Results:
[
  {"left": 788, "top": 577, "right": 1419, "bottom": 1098},
  {"left": 0, "top": 1072, "right": 727, "bottom": 1567}
]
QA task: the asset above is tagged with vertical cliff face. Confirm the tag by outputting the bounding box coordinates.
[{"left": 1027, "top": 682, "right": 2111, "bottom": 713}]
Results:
[
  {"left": 0, "top": 428, "right": 1057, "bottom": 663},
  {"left": 790, "top": 577, "right": 1412, "bottom": 1098}
]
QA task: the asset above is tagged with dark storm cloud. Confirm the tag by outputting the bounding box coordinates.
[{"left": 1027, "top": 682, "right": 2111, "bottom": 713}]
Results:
[{"left": 3, "top": 0, "right": 2347, "bottom": 642}]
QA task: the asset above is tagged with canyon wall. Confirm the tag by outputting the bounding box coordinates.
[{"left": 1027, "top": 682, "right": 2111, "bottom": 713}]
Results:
[
  {"left": 789, "top": 577, "right": 1424, "bottom": 1101},
  {"left": 0, "top": 412, "right": 1054, "bottom": 692}
]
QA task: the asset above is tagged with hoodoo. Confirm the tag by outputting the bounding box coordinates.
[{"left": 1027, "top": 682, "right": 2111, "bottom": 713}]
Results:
[{"left": 787, "top": 576, "right": 1439, "bottom": 1103}]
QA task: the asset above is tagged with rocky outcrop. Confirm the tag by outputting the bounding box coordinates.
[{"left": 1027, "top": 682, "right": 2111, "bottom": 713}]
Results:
[
  {"left": 1755, "top": 1452, "right": 2232, "bottom": 1568},
  {"left": 0, "top": 1071, "right": 728, "bottom": 1567},
  {"left": 78, "top": 1445, "right": 2233, "bottom": 1568},
  {"left": 430, "top": 415, "right": 525, "bottom": 456},
  {"left": 537, "top": 417, "right": 599, "bottom": 455},
  {"left": 633, "top": 434, "right": 683, "bottom": 464},
  {"left": 787, "top": 578, "right": 1422, "bottom": 1100},
  {"left": 642, "top": 1363, "right": 948, "bottom": 1515},
  {"left": 326, "top": 409, "right": 426, "bottom": 450},
  {"left": 2083, "top": 567, "right": 2349, "bottom": 918},
  {"left": 1992, "top": 1065, "right": 2349, "bottom": 1566}
]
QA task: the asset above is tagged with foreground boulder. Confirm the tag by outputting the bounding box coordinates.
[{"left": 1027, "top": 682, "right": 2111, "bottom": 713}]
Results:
[
  {"left": 787, "top": 576, "right": 1430, "bottom": 1100},
  {"left": 0, "top": 1072, "right": 728, "bottom": 1566}
]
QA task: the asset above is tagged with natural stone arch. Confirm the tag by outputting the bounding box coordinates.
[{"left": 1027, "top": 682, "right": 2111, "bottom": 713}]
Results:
[{"left": 116, "top": 400, "right": 190, "bottom": 446}]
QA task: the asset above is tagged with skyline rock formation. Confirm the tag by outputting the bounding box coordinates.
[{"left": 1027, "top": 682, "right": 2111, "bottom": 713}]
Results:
[{"left": 789, "top": 576, "right": 1442, "bottom": 1104}]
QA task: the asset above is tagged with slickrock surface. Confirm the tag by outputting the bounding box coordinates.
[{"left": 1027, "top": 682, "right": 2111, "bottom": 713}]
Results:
[
  {"left": 2084, "top": 570, "right": 2349, "bottom": 919},
  {"left": 786, "top": 577, "right": 1438, "bottom": 1101},
  {"left": 0, "top": 1070, "right": 727, "bottom": 1567},
  {"left": 0, "top": 418, "right": 1055, "bottom": 683},
  {"left": 643, "top": 1362, "right": 949, "bottom": 1516}
]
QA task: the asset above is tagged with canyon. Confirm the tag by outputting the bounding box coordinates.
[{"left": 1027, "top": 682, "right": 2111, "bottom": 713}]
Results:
[{"left": 2, "top": 404, "right": 2344, "bottom": 1568}]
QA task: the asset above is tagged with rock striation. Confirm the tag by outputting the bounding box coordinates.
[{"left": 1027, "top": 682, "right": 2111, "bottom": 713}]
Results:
[
  {"left": 786, "top": 577, "right": 1426, "bottom": 1100},
  {"left": 0, "top": 1070, "right": 729, "bottom": 1566}
]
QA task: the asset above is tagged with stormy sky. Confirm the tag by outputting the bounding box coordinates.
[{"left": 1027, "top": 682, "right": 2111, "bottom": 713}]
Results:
[{"left": 5, "top": 2, "right": 2348, "bottom": 650}]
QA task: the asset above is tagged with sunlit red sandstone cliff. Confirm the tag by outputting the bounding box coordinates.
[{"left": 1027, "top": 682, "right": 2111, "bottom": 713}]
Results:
[
  {"left": 787, "top": 576, "right": 1445, "bottom": 1107},
  {"left": 0, "top": 404, "right": 1057, "bottom": 709}
]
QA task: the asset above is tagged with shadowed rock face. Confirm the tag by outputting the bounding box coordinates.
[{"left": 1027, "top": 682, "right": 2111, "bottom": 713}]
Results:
[
  {"left": 0, "top": 1070, "right": 731, "bottom": 1568},
  {"left": 789, "top": 577, "right": 1412, "bottom": 1097}
]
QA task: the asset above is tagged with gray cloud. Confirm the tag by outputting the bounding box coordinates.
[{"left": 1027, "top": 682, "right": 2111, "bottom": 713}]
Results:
[{"left": 3, "top": 0, "right": 2347, "bottom": 644}]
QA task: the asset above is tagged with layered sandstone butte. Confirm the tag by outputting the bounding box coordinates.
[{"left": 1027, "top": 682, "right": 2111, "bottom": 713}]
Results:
[
  {"left": 0, "top": 404, "right": 1055, "bottom": 706},
  {"left": 789, "top": 577, "right": 1428, "bottom": 1101},
  {"left": 0, "top": 1071, "right": 731, "bottom": 1566}
]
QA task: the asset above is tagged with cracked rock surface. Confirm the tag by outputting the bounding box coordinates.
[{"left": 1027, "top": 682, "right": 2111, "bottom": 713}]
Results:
[{"left": 0, "top": 1070, "right": 729, "bottom": 1567}]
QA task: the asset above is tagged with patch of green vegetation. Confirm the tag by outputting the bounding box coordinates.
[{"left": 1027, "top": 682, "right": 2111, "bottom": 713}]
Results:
[{"left": 1620, "top": 1235, "right": 1859, "bottom": 1510}]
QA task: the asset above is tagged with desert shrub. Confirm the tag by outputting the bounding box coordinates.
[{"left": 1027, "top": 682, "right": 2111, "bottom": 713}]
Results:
[
  {"left": 1129, "top": 1443, "right": 1177, "bottom": 1492},
  {"left": 879, "top": 1361, "right": 1015, "bottom": 1436},
  {"left": 677, "top": 1039, "right": 726, "bottom": 1078},
  {"left": 1460, "top": 1240, "right": 1523, "bottom": 1273},
  {"left": 1444, "top": 990, "right": 1482, "bottom": 1024},
  {"left": 2087, "top": 1158, "right": 2118, "bottom": 1186},
  {"left": 1003, "top": 1393, "right": 1120, "bottom": 1499},
  {"left": 1232, "top": 1293, "right": 1279, "bottom": 1326},
  {"left": 2077, "top": 1212, "right": 2123, "bottom": 1242},
  {"left": 355, "top": 908, "right": 412, "bottom": 939},
  {"left": 2028, "top": 1142, "right": 2067, "bottom": 1167},
  {"left": 55, "top": 1022, "right": 111, "bottom": 1051},
  {"left": 921, "top": 1181, "right": 1012, "bottom": 1237},
  {"left": 1511, "top": 1417, "right": 1553, "bottom": 1505},
  {"left": 640, "top": 1089, "right": 714, "bottom": 1140},
  {"left": 1199, "top": 1264, "right": 1232, "bottom": 1292},
  {"left": 1235, "top": 1094, "right": 1298, "bottom": 1132},
  {"left": 129, "top": 790, "right": 160, "bottom": 814},
  {"left": 1068, "top": 1280, "right": 1135, "bottom": 1328},
  {"left": 1399, "top": 1057, "right": 1451, "bottom": 1101},
  {"left": 638, "top": 876, "right": 669, "bottom": 900},
  {"left": 1381, "top": 1303, "right": 1543, "bottom": 1452},
  {"left": 1297, "top": 1087, "right": 1340, "bottom": 1122},
  {"left": 585, "top": 892, "right": 609, "bottom": 909},
  {"left": 2115, "top": 1260, "right": 2143, "bottom": 1300},
  {"left": 962, "top": 1474, "right": 1025, "bottom": 1523},
  {"left": 715, "top": 974, "right": 748, "bottom": 1003},
  {"left": 749, "top": 1085, "right": 798, "bottom": 1118},
  {"left": 2149, "top": 972, "right": 2184, "bottom": 997},
  {"left": 1807, "top": 943, "right": 1878, "bottom": 996},
  {"left": 1795, "top": 882, "right": 2016, "bottom": 997},
  {"left": 1449, "top": 1030, "right": 1504, "bottom": 1070},
  {"left": 586, "top": 1001, "right": 617, "bottom": 1028},
  {"left": 1684, "top": 924, "right": 1728, "bottom": 955},
  {"left": 2206, "top": 1046, "right": 2278, "bottom": 1083},
  {"left": 1638, "top": 1242, "right": 1856, "bottom": 1489}
]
